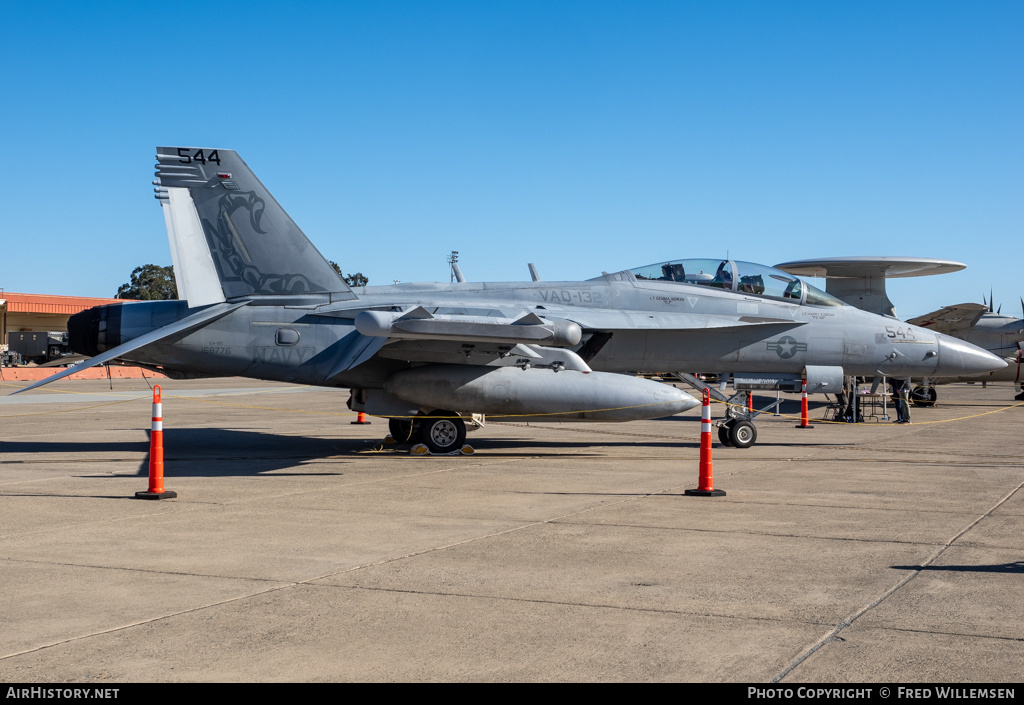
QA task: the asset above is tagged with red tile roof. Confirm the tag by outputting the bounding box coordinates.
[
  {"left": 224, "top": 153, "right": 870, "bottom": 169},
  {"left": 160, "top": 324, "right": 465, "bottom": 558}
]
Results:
[{"left": 1, "top": 292, "right": 129, "bottom": 315}]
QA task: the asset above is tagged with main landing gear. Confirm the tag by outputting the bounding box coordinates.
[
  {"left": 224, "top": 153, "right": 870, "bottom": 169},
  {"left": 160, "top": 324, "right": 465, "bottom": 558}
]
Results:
[
  {"left": 911, "top": 386, "right": 937, "bottom": 407},
  {"left": 388, "top": 417, "right": 421, "bottom": 445},
  {"left": 389, "top": 410, "right": 467, "bottom": 454}
]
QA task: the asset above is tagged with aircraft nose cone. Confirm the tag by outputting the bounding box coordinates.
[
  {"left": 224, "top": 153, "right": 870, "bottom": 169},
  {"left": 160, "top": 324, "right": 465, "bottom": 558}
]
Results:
[{"left": 936, "top": 335, "right": 1008, "bottom": 376}]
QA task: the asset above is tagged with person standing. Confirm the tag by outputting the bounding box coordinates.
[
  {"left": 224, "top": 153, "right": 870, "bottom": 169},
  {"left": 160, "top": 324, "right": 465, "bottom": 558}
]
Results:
[{"left": 892, "top": 379, "right": 911, "bottom": 424}]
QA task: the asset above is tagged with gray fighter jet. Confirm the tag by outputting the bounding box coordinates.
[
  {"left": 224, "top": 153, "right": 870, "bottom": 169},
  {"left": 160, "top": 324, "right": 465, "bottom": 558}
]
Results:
[{"left": 15, "top": 148, "right": 1006, "bottom": 452}]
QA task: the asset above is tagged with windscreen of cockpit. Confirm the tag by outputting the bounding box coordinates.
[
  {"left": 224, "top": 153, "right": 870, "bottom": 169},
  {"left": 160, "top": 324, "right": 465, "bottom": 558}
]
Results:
[
  {"left": 803, "top": 281, "right": 846, "bottom": 306},
  {"left": 630, "top": 259, "right": 846, "bottom": 307}
]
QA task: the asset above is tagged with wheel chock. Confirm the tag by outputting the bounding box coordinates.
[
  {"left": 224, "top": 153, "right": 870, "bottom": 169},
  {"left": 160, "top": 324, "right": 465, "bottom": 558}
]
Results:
[{"left": 409, "top": 443, "right": 475, "bottom": 456}]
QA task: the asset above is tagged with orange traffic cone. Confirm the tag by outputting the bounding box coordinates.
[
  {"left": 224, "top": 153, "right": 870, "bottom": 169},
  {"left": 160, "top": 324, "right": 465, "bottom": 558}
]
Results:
[
  {"left": 686, "top": 389, "right": 726, "bottom": 497},
  {"left": 795, "top": 380, "right": 814, "bottom": 429},
  {"left": 136, "top": 385, "right": 176, "bottom": 500}
]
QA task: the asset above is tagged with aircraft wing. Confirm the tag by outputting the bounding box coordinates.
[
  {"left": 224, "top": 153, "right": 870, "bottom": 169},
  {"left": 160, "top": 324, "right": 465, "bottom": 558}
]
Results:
[
  {"left": 13, "top": 302, "right": 248, "bottom": 394},
  {"left": 907, "top": 303, "right": 987, "bottom": 335},
  {"left": 328, "top": 305, "right": 804, "bottom": 346},
  {"left": 316, "top": 305, "right": 809, "bottom": 376}
]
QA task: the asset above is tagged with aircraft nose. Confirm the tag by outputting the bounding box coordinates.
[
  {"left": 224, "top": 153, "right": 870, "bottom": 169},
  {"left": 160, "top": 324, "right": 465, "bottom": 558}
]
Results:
[{"left": 935, "top": 334, "right": 1008, "bottom": 376}]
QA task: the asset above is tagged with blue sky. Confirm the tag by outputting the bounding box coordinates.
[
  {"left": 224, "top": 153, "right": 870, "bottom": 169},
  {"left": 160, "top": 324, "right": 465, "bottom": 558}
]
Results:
[{"left": 2, "top": 1, "right": 1021, "bottom": 317}]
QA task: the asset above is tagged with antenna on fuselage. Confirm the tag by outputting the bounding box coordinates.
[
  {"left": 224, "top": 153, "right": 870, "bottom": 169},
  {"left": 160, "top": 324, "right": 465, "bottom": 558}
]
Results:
[{"left": 448, "top": 251, "right": 464, "bottom": 283}]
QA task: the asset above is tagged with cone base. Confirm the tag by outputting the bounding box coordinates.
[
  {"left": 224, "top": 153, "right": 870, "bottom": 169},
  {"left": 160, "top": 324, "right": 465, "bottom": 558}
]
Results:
[
  {"left": 135, "top": 490, "right": 177, "bottom": 500},
  {"left": 350, "top": 420, "right": 371, "bottom": 424},
  {"left": 685, "top": 488, "right": 727, "bottom": 497},
  {"left": 795, "top": 424, "right": 815, "bottom": 429}
]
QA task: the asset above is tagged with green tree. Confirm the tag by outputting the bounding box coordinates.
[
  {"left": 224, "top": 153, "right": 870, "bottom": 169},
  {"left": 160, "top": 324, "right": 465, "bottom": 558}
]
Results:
[
  {"left": 328, "top": 261, "right": 369, "bottom": 287},
  {"left": 116, "top": 264, "right": 178, "bottom": 300}
]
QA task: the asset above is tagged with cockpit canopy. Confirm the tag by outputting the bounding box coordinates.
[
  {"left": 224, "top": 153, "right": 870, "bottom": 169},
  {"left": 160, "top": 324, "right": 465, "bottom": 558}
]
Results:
[{"left": 631, "top": 258, "right": 845, "bottom": 307}]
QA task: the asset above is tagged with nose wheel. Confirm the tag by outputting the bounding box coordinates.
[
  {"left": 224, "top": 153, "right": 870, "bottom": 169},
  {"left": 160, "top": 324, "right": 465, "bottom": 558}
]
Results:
[{"left": 717, "top": 419, "right": 757, "bottom": 449}]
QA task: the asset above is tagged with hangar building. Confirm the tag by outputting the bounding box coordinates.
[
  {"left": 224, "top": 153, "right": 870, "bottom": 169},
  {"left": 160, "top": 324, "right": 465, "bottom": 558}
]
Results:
[{"left": 1, "top": 291, "right": 125, "bottom": 361}]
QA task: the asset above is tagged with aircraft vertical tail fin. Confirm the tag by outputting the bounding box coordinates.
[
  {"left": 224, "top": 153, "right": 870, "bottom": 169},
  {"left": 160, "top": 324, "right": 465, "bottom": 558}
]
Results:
[{"left": 154, "top": 147, "right": 355, "bottom": 305}]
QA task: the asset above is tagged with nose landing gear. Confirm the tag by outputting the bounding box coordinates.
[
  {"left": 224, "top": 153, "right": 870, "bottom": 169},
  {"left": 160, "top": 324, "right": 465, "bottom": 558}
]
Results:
[
  {"left": 718, "top": 418, "right": 757, "bottom": 448},
  {"left": 713, "top": 391, "right": 760, "bottom": 449},
  {"left": 672, "top": 374, "right": 763, "bottom": 449}
]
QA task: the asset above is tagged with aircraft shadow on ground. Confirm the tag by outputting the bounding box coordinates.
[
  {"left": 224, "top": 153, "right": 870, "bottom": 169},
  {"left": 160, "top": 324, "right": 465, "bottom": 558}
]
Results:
[
  {"left": 0, "top": 425, "right": 824, "bottom": 480},
  {"left": 892, "top": 562, "right": 1024, "bottom": 574},
  {"left": 471, "top": 434, "right": 814, "bottom": 450},
  {"left": 0, "top": 429, "right": 358, "bottom": 478}
]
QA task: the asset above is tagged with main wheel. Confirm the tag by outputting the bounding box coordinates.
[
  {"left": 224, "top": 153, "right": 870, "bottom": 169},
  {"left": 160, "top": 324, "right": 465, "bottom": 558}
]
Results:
[
  {"left": 728, "top": 420, "right": 757, "bottom": 449},
  {"left": 911, "top": 386, "right": 937, "bottom": 407},
  {"left": 421, "top": 410, "right": 467, "bottom": 454},
  {"left": 718, "top": 424, "right": 735, "bottom": 447},
  {"left": 388, "top": 417, "right": 421, "bottom": 445}
]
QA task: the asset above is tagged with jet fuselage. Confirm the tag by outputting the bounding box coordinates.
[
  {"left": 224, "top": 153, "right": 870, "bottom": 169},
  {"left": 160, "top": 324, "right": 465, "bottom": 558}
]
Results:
[{"left": 71, "top": 274, "right": 1001, "bottom": 391}]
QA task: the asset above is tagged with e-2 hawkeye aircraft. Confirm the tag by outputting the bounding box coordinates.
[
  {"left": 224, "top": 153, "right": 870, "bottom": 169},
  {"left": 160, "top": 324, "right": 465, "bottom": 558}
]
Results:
[
  {"left": 15, "top": 148, "right": 1006, "bottom": 452},
  {"left": 906, "top": 295, "right": 1024, "bottom": 402},
  {"left": 775, "top": 257, "right": 1024, "bottom": 404}
]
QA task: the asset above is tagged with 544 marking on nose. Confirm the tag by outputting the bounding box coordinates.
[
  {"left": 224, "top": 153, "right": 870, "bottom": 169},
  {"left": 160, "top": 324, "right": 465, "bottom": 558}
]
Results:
[{"left": 885, "top": 325, "right": 917, "bottom": 340}]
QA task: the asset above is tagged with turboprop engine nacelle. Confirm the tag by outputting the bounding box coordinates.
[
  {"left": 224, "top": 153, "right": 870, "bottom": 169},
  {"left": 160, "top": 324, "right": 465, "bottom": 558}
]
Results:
[{"left": 384, "top": 365, "right": 699, "bottom": 421}]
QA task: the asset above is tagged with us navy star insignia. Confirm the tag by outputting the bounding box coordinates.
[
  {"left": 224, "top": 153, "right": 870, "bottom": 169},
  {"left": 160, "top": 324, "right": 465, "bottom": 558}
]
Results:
[{"left": 767, "top": 336, "right": 807, "bottom": 359}]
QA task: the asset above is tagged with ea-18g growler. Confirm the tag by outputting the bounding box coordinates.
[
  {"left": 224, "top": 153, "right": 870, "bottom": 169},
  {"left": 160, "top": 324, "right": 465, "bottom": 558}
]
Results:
[{"left": 17, "top": 148, "right": 1006, "bottom": 452}]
